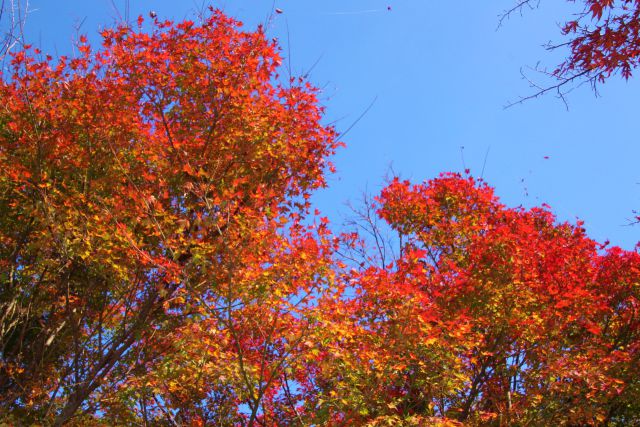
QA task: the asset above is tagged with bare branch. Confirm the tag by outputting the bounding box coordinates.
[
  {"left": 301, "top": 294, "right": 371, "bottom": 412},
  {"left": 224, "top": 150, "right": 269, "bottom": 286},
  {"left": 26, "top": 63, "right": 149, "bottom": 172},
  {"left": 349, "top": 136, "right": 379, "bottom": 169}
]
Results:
[
  {"left": 497, "top": 0, "right": 540, "bottom": 29},
  {"left": 504, "top": 66, "right": 594, "bottom": 109}
]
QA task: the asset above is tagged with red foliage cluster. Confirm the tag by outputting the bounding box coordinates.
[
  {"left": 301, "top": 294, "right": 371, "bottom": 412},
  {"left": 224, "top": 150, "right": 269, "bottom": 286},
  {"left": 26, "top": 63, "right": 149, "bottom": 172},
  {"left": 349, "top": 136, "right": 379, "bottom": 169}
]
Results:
[
  {"left": 310, "top": 174, "right": 640, "bottom": 425},
  {"left": 559, "top": 0, "right": 640, "bottom": 81}
]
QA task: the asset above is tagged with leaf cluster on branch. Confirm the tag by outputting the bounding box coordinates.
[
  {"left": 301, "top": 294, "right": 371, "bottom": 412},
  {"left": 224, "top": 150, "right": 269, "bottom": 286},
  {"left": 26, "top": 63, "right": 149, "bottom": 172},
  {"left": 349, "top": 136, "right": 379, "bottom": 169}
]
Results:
[{"left": 505, "top": 0, "right": 640, "bottom": 105}]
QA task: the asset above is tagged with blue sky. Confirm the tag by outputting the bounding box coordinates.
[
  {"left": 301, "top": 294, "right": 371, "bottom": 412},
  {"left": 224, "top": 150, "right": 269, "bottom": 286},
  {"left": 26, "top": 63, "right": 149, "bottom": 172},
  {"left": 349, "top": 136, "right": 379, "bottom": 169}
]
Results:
[{"left": 12, "top": 0, "right": 640, "bottom": 249}]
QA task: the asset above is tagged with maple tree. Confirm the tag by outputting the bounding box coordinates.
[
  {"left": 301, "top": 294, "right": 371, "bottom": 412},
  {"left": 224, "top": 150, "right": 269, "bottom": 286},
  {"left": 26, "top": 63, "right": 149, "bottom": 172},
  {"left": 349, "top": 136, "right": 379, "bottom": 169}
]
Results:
[
  {"left": 301, "top": 174, "right": 640, "bottom": 426},
  {"left": 507, "top": 0, "right": 640, "bottom": 101},
  {"left": 0, "top": 9, "right": 339, "bottom": 425}
]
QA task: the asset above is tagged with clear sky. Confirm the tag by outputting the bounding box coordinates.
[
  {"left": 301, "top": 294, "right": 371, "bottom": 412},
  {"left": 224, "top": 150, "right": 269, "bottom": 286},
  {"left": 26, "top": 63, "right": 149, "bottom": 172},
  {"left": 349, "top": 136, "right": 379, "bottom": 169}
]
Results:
[{"left": 10, "top": 0, "right": 640, "bottom": 249}]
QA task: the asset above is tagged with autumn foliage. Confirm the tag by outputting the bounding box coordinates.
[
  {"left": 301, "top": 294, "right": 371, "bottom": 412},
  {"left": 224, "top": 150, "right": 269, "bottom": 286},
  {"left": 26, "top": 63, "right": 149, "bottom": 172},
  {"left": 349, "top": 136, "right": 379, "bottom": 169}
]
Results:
[
  {"left": 511, "top": 0, "right": 640, "bottom": 97},
  {"left": 558, "top": 0, "right": 640, "bottom": 81},
  {"left": 0, "top": 10, "right": 338, "bottom": 425},
  {"left": 305, "top": 175, "right": 640, "bottom": 425},
  {"left": 1, "top": 8, "right": 640, "bottom": 427}
]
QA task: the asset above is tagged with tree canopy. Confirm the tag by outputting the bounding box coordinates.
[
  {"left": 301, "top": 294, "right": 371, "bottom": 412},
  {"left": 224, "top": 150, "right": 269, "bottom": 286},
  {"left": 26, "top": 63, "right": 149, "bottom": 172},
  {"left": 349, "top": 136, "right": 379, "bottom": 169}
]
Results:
[{"left": 1, "top": 6, "right": 639, "bottom": 427}]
